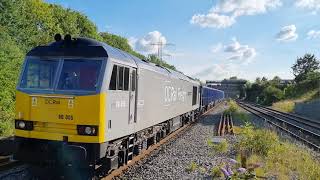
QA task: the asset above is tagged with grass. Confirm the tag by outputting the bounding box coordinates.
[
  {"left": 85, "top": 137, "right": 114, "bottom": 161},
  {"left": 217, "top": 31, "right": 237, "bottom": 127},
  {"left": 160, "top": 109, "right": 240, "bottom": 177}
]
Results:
[
  {"left": 235, "top": 123, "right": 320, "bottom": 179},
  {"left": 207, "top": 138, "right": 229, "bottom": 154},
  {"left": 272, "top": 89, "right": 320, "bottom": 113},
  {"left": 234, "top": 111, "right": 250, "bottom": 124},
  {"left": 264, "top": 142, "right": 320, "bottom": 180},
  {"left": 185, "top": 161, "right": 198, "bottom": 172},
  {"left": 272, "top": 100, "right": 295, "bottom": 112},
  {"left": 210, "top": 166, "right": 222, "bottom": 178},
  {"left": 224, "top": 99, "right": 251, "bottom": 124}
]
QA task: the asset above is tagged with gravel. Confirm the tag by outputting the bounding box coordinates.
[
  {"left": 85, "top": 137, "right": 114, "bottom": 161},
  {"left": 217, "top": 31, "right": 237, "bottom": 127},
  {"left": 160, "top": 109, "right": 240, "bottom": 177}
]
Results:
[{"left": 118, "top": 104, "right": 238, "bottom": 180}]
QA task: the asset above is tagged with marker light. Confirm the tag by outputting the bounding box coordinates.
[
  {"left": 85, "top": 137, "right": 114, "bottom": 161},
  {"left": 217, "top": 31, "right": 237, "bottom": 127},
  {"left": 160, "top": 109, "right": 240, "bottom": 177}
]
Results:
[{"left": 85, "top": 127, "right": 92, "bottom": 135}]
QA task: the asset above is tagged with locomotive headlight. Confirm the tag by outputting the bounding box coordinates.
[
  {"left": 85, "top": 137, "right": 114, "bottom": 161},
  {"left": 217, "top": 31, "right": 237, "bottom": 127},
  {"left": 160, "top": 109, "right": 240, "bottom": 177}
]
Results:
[
  {"left": 77, "top": 125, "right": 98, "bottom": 136},
  {"left": 15, "top": 120, "right": 33, "bottom": 130},
  {"left": 18, "top": 121, "right": 26, "bottom": 129}
]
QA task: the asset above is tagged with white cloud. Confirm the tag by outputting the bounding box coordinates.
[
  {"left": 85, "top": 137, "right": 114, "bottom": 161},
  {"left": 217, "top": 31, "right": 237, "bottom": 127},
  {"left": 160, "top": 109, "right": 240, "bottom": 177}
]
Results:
[
  {"left": 307, "top": 30, "right": 320, "bottom": 39},
  {"left": 295, "top": 0, "right": 320, "bottom": 12},
  {"left": 276, "top": 25, "right": 298, "bottom": 42},
  {"left": 191, "top": 63, "right": 243, "bottom": 81},
  {"left": 212, "top": 0, "right": 282, "bottom": 16},
  {"left": 224, "top": 38, "right": 257, "bottom": 63},
  {"left": 190, "top": 13, "right": 235, "bottom": 28},
  {"left": 190, "top": 0, "right": 282, "bottom": 28},
  {"left": 129, "top": 31, "right": 167, "bottom": 55}
]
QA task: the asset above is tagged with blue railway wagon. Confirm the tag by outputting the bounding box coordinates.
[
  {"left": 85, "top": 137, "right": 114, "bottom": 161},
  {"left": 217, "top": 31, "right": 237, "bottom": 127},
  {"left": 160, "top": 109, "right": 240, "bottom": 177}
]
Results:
[{"left": 201, "top": 86, "right": 224, "bottom": 109}]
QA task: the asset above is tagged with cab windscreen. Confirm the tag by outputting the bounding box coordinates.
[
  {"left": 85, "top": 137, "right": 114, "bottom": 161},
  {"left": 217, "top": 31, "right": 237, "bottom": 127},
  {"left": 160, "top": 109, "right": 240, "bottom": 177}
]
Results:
[
  {"left": 20, "top": 59, "right": 59, "bottom": 89},
  {"left": 57, "top": 60, "right": 102, "bottom": 91}
]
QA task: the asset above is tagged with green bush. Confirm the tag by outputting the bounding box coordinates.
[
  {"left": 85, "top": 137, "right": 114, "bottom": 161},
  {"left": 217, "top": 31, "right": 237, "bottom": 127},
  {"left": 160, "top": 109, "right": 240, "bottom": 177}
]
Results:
[
  {"left": 261, "top": 86, "right": 284, "bottom": 106},
  {"left": 236, "top": 123, "right": 279, "bottom": 156},
  {"left": 224, "top": 99, "right": 239, "bottom": 114}
]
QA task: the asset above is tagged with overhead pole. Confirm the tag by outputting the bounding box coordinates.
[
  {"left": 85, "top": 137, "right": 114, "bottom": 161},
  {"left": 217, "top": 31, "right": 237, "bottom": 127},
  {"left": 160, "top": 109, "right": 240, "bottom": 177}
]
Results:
[{"left": 150, "top": 39, "right": 175, "bottom": 60}]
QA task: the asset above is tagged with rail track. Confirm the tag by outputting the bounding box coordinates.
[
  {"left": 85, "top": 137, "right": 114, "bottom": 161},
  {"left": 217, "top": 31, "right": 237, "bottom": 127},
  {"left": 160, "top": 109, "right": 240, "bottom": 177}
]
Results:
[
  {"left": 237, "top": 101, "right": 320, "bottom": 151},
  {"left": 217, "top": 113, "right": 234, "bottom": 136},
  {"left": 0, "top": 156, "right": 25, "bottom": 178},
  {"left": 0, "top": 156, "right": 20, "bottom": 172},
  {"left": 0, "top": 137, "right": 25, "bottom": 176}
]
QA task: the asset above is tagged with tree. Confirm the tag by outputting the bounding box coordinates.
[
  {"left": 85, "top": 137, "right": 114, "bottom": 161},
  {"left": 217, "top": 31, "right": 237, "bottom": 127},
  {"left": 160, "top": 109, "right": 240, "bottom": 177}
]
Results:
[
  {"left": 100, "top": 32, "right": 134, "bottom": 53},
  {"left": 261, "top": 77, "right": 268, "bottom": 83},
  {"left": 270, "top": 76, "right": 281, "bottom": 88},
  {"left": 292, "top": 54, "right": 319, "bottom": 82},
  {"left": 0, "top": 27, "right": 24, "bottom": 136},
  {"left": 261, "top": 86, "right": 284, "bottom": 105},
  {"left": 255, "top": 77, "right": 261, "bottom": 84},
  {"left": 147, "top": 54, "right": 176, "bottom": 70}
]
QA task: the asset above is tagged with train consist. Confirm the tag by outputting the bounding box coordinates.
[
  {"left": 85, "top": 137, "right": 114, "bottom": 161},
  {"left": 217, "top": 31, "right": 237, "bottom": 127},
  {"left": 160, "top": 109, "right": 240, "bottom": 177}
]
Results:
[{"left": 13, "top": 34, "right": 224, "bottom": 177}]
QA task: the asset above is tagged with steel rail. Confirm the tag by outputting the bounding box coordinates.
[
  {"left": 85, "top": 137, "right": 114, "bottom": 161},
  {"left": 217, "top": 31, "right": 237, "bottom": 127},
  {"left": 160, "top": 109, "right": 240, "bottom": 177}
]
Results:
[
  {"left": 238, "top": 102, "right": 320, "bottom": 139},
  {"left": 237, "top": 102, "right": 320, "bottom": 151},
  {"left": 217, "top": 113, "right": 233, "bottom": 136},
  {"left": 255, "top": 104, "right": 320, "bottom": 129}
]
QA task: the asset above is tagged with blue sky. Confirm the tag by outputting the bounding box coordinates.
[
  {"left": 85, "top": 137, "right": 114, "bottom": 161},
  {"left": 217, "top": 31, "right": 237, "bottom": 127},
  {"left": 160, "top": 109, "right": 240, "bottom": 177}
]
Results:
[{"left": 46, "top": 0, "right": 320, "bottom": 81}]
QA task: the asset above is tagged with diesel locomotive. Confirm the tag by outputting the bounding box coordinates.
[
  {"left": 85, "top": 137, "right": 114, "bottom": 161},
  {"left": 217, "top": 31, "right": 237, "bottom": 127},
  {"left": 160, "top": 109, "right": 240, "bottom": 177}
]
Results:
[{"left": 13, "top": 34, "right": 224, "bottom": 178}]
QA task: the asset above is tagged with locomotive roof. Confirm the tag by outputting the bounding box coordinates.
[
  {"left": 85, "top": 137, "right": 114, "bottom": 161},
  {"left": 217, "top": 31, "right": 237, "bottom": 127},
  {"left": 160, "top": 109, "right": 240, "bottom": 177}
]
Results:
[{"left": 26, "top": 36, "right": 200, "bottom": 85}]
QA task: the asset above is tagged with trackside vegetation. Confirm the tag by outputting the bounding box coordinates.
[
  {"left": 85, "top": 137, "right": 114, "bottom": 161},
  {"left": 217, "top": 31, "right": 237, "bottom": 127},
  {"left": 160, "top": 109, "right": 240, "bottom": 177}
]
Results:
[
  {"left": 245, "top": 53, "right": 320, "bottom": 112},
  {"left": 235, "top": 124, "right": 320, "bottom": 179},
  {"left": 199, "top": 123, "right": 320, "bottom": 179},
  {"left": 0, "top": 0, "right": 176, "bottom": 137},
  {"left": 225, "top": 99, "right": 250, "bottom": 124},
  {"left": 188, "top": 100, "right": 320, "bottom": 179}
]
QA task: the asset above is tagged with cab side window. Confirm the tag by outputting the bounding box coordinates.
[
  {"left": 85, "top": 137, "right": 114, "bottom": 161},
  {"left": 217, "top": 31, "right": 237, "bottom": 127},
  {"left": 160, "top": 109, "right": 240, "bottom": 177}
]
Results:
[
  {"left": 192, "top": 86, "right": 197, "bottom": 105},
  {"left": 124, "top": 67, "right": 129, "bottom": 91},
  {"left": 118, "top": 66, "right": 124, "bottom": 90},
  {"left": 109, "top": 65, "right": 130, "bottom": 91},
  {"left": 131, "top": 70, "right": 136, "bottom": 91},
  {"left": 109, "top": 65, "right": 117, "bottom": 90}
]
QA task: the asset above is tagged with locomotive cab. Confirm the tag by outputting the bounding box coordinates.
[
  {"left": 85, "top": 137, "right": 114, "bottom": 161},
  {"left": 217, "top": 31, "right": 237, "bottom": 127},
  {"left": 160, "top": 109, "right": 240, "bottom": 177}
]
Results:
[{"left": 14, "top": 37, "right": 110, "bottom": 176}]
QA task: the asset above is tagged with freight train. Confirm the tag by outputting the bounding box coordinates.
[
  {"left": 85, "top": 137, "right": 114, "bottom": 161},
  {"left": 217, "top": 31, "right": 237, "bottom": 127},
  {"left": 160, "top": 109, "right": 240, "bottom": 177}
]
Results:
[{"left": 13, "top": 34, "right": 224, "bottom": 178}]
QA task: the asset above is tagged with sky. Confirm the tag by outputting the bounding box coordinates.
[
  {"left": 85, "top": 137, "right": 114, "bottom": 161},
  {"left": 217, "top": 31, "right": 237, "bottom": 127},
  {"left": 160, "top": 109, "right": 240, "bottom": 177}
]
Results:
[{"left": 45, "top": 0, "right": 320, "bottom": 81}]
